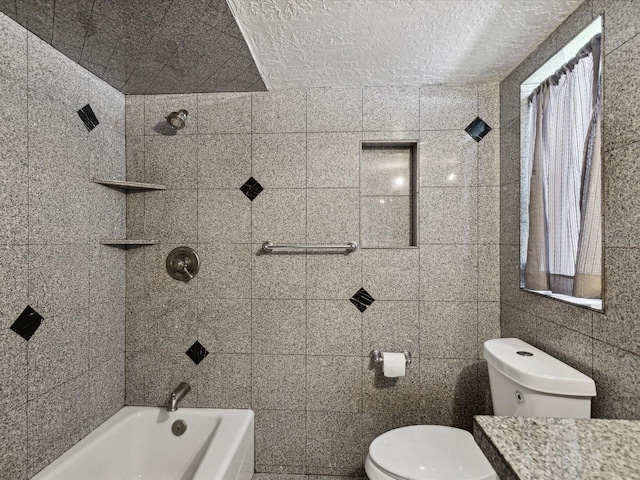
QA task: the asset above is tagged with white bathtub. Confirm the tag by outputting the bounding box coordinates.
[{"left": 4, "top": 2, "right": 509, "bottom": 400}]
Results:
[{"left": 31, "top": 407, "right": 254, "bottom": 480}]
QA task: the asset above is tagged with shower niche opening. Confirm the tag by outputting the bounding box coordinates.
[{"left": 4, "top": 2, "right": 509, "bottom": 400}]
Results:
[{"left": 360, "top": 141, "right": 419, "bottom": 248}]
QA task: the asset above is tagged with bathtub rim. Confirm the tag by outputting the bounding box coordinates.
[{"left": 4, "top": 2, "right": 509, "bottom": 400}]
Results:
[{"left": 30, "top": 405, "right": 255, "bottom": 480}]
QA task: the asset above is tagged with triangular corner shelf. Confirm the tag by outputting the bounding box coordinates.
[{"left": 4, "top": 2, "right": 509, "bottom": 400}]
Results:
[
  {"left": 100, "top": 239, "right": 159, "bottom": 248},
  {"left": 93, "top": 178, "right": 166, "bottom": 192}
]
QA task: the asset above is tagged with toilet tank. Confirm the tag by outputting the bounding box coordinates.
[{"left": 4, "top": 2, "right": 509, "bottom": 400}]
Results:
[{"left": 484, "top": 338, "right": 596, "bottom": 419}]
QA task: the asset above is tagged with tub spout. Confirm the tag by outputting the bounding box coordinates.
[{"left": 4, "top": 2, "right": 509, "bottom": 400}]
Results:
[{"left": 167, "top": 382, "right": 191, "bottom": 412}]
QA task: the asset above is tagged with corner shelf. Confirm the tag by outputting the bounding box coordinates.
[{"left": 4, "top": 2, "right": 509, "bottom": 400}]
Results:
[
  {"left": 93, "top": 178, "right": 166, "bottom": 191},
  {"left": 94, "top": 177, "right": 164, "bottom": 248},
  {"left": 100, "top": 239, "right": 159, "bottom": 248}
]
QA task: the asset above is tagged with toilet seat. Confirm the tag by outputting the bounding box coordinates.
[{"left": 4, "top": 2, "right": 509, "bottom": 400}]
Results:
[{"left": 366, "top": 425, "right": 496, "bottom": 480}]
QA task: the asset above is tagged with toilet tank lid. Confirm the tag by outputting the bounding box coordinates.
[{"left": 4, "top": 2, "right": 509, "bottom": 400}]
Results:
[{"left": 484, "top": 338, "right": 596, "bottom": 397}]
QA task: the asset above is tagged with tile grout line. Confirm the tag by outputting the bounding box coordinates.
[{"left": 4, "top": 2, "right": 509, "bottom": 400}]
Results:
[
  {"left": 358, "top": 86, "right": 365, "bottom": 418},
  {"left": 417, "top": 85, "right": 422, "bottom": 388},
  {"left": 50, "top": 0, "right": 58, "bottom": 44},
  {"left": 121, "top": 214, "right": 128, "bottom": 415},
  {"left": 122, "top": 1, "right": 175, "bottom": 90},
  {"left": 25, "top": 26, "right": 31, "bottom": 473},
  {"left": 249, "top": 92, "right": 254, "bottom": 412},
  {"left": 604, "top": 29, "right": 640, "bottom": 58},
  {"left": 476, "top": 84, "right": 481, "bottom": 406},
  {"left": 303, "top": 89, "right": 309, "bottom": 469},
  {"left": 77, "top": 0, "right": 97, "bottom": 68},
  {"left": 195, "top": 93, "right": 201, "bottom": 406},
  {"left": 85, "top": 72, "right": 92, "bottom": 416},
  {"left": 141, "top": 97, "right": 150, "bottom": 406}
]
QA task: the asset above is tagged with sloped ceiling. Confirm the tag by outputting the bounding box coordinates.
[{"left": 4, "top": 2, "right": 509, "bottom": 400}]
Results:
[
  {"left": 228, "top": 0, "right": 585, "bottom": 89},
  {"left": 0, "top": 0, "right": 266, "bottom": 94}
]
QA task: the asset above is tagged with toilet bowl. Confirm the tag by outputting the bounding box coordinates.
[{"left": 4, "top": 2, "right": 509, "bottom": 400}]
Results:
[
  {"left": 365, "top": 338, "right": 597, "bottom": 480},
  {"left": 365, "top": 425, "right": 496, "bottom": 480}
]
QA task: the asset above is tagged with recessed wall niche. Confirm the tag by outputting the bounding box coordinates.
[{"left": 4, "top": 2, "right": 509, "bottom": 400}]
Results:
[{"left": 360, "top": 142, "right": 418, "bottom": 248}]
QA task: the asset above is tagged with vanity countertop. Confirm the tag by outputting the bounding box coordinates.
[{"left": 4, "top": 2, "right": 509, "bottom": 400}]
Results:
[{"left": 473, "top": 415, "right": 640, "bottom": 480}]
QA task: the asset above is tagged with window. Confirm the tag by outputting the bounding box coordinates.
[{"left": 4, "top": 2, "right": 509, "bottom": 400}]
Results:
[{"left": 520, "top": 18, "right": 603, "bottom": 311}]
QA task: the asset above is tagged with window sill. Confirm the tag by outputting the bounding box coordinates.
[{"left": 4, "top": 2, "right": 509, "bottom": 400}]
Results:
[{"left": 522, "top": 288, "right": 602, "bottom": 311}]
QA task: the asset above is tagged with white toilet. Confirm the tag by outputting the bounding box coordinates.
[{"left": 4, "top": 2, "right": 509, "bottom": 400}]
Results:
[{"left": 365, "top": 338, "right": 597, "bottom": 480}]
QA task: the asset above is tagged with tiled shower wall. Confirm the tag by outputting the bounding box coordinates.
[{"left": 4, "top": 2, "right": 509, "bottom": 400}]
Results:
[
  {"left": 124, "top": 84, "right": 500, "bottom": 475},
  {"left": 0, "top": 13, "right": 126, "bottom": 479},
  {"left": 500, "top": 0, "right": 640, "bottom": 418}
]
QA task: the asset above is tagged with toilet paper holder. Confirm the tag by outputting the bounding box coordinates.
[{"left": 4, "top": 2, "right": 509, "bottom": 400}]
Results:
[{"left": 370, "top": 349, "right": 412, "bottom": 365}]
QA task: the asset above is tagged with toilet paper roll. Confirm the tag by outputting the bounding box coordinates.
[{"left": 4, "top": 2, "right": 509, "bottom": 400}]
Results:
[{"left": 382, "top": 352, "right": 406, "bottom": 377}]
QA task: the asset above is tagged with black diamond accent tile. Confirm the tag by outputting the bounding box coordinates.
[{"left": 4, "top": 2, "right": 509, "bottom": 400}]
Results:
[
  {"left": 350, "top": 287, "right": 375, "bottom": 312},
  {"left": 77, "top": 104, "right": 100, "bottom": 131},
  {"left": 10, "top": 306, "right": 43, "bottom": 341},
  {"left": 240, "top": 176, "right": 263, "bottom": 201},
  {"left": 185, "top": 341, "right": 209, "bottom": 365},
  {"left": 465, "top": 116, "right": 492, "bottom": 142}
]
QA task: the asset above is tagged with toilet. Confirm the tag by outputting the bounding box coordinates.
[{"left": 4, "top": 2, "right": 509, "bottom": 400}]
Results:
[{"left": 365, "top": 338, "right": 597, "bottom": 480}]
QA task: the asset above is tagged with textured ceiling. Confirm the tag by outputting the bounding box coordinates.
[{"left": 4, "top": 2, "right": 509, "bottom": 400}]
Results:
[
  {"left": 228, "top": 0, "right": 585, "bottom": 89},
  {"left": 0, "top": 0, "right": 266, "bottom": 94}
]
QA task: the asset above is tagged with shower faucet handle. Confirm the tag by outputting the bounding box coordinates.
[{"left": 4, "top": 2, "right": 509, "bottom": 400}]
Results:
[
  {"left": 176, "top": 259, "right": 193, "bottom": 279},
  {"left": 166, "top": 246, "right": 200, "bottom": 282}
]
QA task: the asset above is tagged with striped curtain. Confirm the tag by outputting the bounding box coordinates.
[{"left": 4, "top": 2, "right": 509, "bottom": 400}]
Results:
[{"left": 524, "top": 35, "right": 602, "bottom": 299}]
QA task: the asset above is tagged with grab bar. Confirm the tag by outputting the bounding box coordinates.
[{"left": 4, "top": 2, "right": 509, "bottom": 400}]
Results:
[{"left": 262, "top": 241, "right": 358, "bottom": 253}]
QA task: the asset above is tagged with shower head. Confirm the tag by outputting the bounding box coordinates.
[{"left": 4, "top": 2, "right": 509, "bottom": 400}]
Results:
[{"left": 166, "top": 109, "right": 188, "bottom": 130}]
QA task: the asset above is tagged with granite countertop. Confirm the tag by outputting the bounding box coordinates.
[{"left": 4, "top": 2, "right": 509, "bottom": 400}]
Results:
[{"left": 474, "top": 416, "right": 640, "bottom": 480}]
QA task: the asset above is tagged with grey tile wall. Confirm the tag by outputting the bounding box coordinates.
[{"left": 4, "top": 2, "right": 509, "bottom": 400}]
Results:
[
  {"left": 125, "top": 83, "right": 500, "bottom": 475},
  {"left": 499, "top": 0, "right": 640, "bottom": 419},
  {"left": 0, "top": 12, "right": 125, "bottom": 478}
]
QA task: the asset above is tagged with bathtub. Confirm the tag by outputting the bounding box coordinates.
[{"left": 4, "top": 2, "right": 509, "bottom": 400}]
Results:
[{"left": 31, "top": 406, "right": 254, "bottom": 480}]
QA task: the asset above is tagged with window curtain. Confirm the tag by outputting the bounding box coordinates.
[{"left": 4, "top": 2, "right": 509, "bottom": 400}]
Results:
[{"left": 524, "top": 34, "right": 602, "bottom": 299}]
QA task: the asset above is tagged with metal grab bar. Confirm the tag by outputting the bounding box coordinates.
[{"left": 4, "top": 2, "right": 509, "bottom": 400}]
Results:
[{"left": 262, "top": 241, "right": 358, "bottom": 253}]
